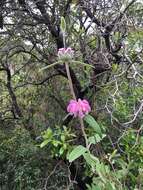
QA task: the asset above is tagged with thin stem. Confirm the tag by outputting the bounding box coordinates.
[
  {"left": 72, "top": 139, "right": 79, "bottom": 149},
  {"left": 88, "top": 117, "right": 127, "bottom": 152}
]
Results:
[
  {"left": 79, "top": 117, "right": 88, "bottom": 148},
  {"left": 65, "top": 62, "right": 88, "bottom": 148},
  {"left": 63, "top": 32, "right": 66, "bottom": 48},
  {"left": 65, "top": 62, "right": 76, "bottom": 100}
]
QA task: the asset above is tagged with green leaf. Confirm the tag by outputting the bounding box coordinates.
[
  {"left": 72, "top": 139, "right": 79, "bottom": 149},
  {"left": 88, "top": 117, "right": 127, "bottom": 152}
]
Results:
[
  {"left": 88, "top": 134, "right": 106, "bottom": 145},
  {"left": 106, "top": 182, "right": 116, "bottom": 190},
  {"left": 43, "top": 128, "right": 53, "bottom": 139},
  {"left": 86, "top": 184, "right": 101, "bottom": 190},
  {"left": 52, "top": 140, "right": 61, "bottom": 147},
  {"left": 96, "top": 162, "right": 106, "bottom": 183},
  {"left": 61, "top": 135, "right": 65, "bottom": 142},
  {"left": 40, "top": 139, "right": 50, "bottom": 148},
  {"left": 92, "top": 185, "right": 101, "bottom": 190},
  {"left": 109, "top": 149, "right": 117, "bottom": 161},
  {"left": 59, "top": 147, "right": 65, "bottom": 155},
  {"left": 94, "top": 134, "right": 101, "bottom": 143},
  {"left": 60, "top": 16, "right": 66, "bottom": 32},
  {"left": 112, "top": 63, "right": 118, "bottom": 72},
  {"left": 84, "top": 115, "right": 102, "bottom": 135},
  {"left": 88, "top": 136, "right": 96, "bottom": 145},
  {"left": 40, "top": 61, "right": 62, "bottom": 71},
  {"left": 68, "top": 145, "right": 87, "bottom": 162},
  {"left": 83, "top": 152, "right": 98, "bottom": 167}
]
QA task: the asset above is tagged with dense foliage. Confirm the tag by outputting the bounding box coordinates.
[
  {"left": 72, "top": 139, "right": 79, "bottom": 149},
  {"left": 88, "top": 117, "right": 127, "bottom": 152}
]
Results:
[{"left": 0, "top": 0, "right": 143, "bottom": 189}]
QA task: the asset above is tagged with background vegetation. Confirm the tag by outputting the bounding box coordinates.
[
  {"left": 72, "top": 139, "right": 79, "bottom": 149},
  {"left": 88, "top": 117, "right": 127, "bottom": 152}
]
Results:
[{"left": 0, "top": 0, "right": 143, "bottom": 189}]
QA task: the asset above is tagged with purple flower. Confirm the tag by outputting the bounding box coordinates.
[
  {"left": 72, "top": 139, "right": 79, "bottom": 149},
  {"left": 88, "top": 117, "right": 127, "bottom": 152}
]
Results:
[
  {"left": 67, "top": 99, "right": 91, "bottom": 118},
  {"left": 58, "top": 47, "right": 74, "bottom": 60}
]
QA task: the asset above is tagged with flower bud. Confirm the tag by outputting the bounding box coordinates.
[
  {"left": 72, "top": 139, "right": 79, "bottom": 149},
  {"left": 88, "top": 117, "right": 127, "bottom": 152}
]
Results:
[{"left": 58, "top": 47, "right": 74, "bottom": 61}]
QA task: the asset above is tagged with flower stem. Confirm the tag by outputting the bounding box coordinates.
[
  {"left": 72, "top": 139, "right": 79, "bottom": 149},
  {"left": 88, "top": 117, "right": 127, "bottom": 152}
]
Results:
[
  {"left": 65, "top": 62, "right": 88, "bottom": 148},
  {"left": 65, "top": 62, "right": 76, "bottom": 100},
  {"left": 79, "top": 117, "right": 88, "bottom": 148}
]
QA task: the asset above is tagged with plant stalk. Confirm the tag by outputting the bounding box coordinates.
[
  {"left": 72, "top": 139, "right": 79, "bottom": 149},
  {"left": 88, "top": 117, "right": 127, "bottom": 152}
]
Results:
[{"left": 65, "top": 62, "right": 88, "bottom": 148}]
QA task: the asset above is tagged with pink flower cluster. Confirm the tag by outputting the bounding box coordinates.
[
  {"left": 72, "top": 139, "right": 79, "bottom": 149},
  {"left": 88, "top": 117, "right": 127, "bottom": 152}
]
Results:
[
  {"left": 67, "top": 99, "right": 91, "bottom": 118},
  {"left": 58, "top": 47, "right": 74, "bottom": 60}
]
